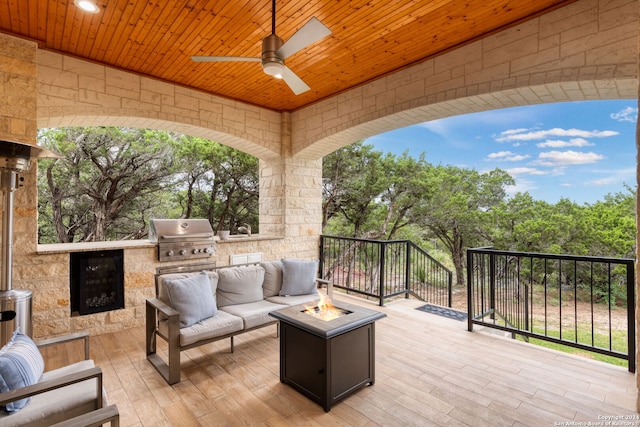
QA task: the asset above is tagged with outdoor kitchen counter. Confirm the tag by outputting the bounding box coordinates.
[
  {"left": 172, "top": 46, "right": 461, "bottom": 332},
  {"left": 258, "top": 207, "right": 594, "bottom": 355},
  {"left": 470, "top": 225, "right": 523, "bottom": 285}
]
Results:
[
  {"left": 37, "top": 240, "right": 155, "bottom": 254},
  {"left": 36, "top": 234, "right": 283, "bottom": 254}
]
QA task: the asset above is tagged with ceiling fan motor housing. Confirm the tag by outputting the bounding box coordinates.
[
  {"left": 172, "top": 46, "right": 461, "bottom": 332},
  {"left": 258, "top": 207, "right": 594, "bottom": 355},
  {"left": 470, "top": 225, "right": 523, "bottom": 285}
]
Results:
[{"left": 262, "top": 34, "right": 285, "bottom": 78}]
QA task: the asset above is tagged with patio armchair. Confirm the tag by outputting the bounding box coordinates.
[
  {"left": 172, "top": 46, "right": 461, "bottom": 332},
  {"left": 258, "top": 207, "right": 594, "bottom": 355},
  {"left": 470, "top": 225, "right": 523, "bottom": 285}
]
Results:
[{"left": 0, "top": 331, "right": 119, "bottom": 427}]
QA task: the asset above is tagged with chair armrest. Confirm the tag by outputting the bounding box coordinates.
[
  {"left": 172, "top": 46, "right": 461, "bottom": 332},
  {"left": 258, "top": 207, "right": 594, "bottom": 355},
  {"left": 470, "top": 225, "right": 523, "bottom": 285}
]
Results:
[
  {"left": 146, "top": 297, "right": 178, "bottom": 317},
  {"left": 36, "top": 331, "right": 90, "bottom": 360},
  {"left": 315, "top": 278, "right": 333, "bottom": 299},
  {"left": 50, "top": 404, "right": 119, "bottom": 427},
  {"left": 146, "top": 297, "right": 180, "bottom": 345},
  {"left": 0, "top": 366, "right": 103, "bottom": 409}
]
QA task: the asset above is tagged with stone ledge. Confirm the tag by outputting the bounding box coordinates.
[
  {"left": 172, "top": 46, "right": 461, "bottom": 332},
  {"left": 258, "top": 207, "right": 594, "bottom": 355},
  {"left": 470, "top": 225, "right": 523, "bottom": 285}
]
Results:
[
  {"left": 216, "top": 234, "right": 284, "bottom": 243},
  {"left": 37, "top": 240, "right": 155, "bottom": 254},
  {"left": 36, "top": 234, "right": 285, "bottom": 254}
]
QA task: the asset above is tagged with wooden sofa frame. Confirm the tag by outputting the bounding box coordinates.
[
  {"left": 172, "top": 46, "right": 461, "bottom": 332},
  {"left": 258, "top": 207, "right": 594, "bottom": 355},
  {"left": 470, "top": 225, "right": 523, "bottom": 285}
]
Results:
[{"left": 146, "top": 262, "right": 332, "bottom": 385}]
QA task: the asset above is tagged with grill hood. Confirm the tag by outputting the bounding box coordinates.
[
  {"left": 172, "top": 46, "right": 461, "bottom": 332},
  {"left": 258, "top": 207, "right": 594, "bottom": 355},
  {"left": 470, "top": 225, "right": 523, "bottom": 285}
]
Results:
[
  {"left": 149, "top": 219, "right": 214, "bottom": 242},
  {"left": 149, "top": 219, "right": 217, "bottom": 262}
]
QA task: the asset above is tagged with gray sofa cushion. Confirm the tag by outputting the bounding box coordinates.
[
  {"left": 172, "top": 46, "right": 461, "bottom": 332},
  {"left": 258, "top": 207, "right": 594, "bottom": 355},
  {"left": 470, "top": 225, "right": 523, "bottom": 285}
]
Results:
[
  {"left": 260, "top": 260, "right": 283, "bottom": 297},
  {"left": 266, "top": 292, "right": 319, "bottom": 307},
  {"left": 217, "top": 265, "right": 265, "bottom": 308},
  {"left": 164, "top": 272, "right": 218, "bottom": 328},
  {"left": 220, "top": 300, "right": 287, "bottom": 329},
  {"left": 280, "top": 259, "right": 319, "bottom": 296},
  {"left": 178, "top": 311, "right": 244, "bottom": 347}
]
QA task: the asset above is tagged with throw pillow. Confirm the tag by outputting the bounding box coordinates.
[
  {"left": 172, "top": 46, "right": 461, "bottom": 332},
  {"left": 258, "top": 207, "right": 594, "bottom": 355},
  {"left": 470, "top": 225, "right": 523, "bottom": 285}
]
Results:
[
  {"left": 0, "top": 330, "right": 45, "bottom": 413},
  {"left": 216, "top": 265, "right": 265, "bottom": 307},
  {"left": 165, "top": 272, "right": 218, "bottom": 328},
  {"left": 260, "top": 260, "right": 283, "bottom": 298},
  {"left": 279, "top": 259, "right": 319, "bottom": 296}
]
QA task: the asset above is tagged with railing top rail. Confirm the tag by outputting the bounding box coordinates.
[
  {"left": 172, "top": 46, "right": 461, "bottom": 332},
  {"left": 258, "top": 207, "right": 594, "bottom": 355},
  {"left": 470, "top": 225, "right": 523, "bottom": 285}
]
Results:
[
  {"left": 467, "top": 246, "right": 635, "bottom": 265},
  {"left": 321, "top": 235, "right": 409, "bottom": 244},
  {"left": 408, "top": 241, "right": 452, "bottom": 273}
]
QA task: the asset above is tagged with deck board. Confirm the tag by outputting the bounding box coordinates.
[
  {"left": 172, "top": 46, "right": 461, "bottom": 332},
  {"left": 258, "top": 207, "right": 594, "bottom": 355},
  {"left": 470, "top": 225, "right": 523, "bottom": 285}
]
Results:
[{"left": 41, "top": 295, "right": 638, "bottom": 426}]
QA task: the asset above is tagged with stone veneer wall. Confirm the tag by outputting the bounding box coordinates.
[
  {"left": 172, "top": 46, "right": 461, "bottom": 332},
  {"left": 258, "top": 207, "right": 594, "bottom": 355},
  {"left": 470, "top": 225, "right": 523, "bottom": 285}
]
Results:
[
  {"left": 30, "top": 236, "right": 319, "bottom": 339},
  {"left": 0, "top": 32, "right": 324, "bottom": 340}
]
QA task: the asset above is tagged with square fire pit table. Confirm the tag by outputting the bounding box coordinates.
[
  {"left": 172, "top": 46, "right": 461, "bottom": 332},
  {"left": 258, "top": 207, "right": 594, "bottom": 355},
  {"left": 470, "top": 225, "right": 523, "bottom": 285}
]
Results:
[{"left": 269, "top": 300, "right": 386, "bottom": 412}]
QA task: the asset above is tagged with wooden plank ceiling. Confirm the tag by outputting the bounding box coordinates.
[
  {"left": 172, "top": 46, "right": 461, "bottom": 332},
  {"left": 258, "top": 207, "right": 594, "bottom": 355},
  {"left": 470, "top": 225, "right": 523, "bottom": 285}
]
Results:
[{"left": 0, "top": 0, "right": 576, "bottom": 111}]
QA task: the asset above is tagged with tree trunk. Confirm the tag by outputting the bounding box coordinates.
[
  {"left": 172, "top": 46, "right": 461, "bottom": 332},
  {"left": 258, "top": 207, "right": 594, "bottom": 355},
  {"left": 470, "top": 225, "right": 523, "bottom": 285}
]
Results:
[
  {"left": 451, "top": 224, "right": 466, "bottom": 286},
  {"left": 47, "top": 164, "right": 69, "bottom": 243}
]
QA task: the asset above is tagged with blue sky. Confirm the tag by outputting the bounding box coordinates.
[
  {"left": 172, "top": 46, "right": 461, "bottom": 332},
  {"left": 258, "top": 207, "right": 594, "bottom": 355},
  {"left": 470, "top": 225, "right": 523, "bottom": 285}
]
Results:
[{"left": 366, "top": 100, "right": 637, "bottom": 205}]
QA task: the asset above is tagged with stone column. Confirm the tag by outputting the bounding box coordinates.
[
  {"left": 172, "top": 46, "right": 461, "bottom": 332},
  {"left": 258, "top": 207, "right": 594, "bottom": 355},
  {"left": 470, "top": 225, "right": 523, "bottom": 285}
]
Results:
[
  {"left": 259, "top": 156, "right": 322, "bottom": 238},
  {"left": 0, "top": 34, "right": 39, "bottom": 278},
  {"left": 259, "top": 111, "right": 322, "bottom": 258}
]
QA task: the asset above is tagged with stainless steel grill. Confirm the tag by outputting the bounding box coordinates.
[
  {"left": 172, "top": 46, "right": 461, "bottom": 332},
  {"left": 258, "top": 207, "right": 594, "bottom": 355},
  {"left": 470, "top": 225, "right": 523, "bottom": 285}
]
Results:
[{"left": 149, "top": 219, "right": 217, "bottom": 262}]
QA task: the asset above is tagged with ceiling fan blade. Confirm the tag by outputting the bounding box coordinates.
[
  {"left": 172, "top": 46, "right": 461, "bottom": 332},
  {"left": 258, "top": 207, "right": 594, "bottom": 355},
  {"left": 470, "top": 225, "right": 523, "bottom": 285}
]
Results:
[
  {"left": 191, "top": 56, "right": 261, "bottom": 62},
  {"left": 280, "top": 66, "right": 310, "bottom": 95},
  {"left": 276, "top": 17, "right": 331, "bottom": 59}
]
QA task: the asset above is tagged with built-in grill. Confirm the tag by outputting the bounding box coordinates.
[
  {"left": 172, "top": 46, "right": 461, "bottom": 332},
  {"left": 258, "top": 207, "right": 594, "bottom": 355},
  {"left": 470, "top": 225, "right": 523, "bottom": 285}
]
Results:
[
  {"left": 149, "top": 219, "right": 217, "bottom": 262},
  {"left": 0, "top": 139, "right": 62, "bottom": 345}
]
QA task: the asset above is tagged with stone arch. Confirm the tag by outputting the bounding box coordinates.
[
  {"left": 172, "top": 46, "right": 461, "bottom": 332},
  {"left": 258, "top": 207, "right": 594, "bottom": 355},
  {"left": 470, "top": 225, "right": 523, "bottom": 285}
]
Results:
[
  {"left": 36, "top": 51, "right": 283, "bottom": 160},
  {"left": 294, "top": 80, "right": 637, "bottom": 160},
  {"left": 291, "top": 0, "right": 638, "bottom": 159}
]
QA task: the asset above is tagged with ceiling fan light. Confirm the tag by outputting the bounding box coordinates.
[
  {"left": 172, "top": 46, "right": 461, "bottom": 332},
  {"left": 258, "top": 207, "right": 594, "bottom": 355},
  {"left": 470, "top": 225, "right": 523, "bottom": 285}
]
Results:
[
  {"left": 74, "top": 0, "right": 100, "bottom": 13},
  {"left": 263, "top": 62, "right": 284, "bottom": 79}
]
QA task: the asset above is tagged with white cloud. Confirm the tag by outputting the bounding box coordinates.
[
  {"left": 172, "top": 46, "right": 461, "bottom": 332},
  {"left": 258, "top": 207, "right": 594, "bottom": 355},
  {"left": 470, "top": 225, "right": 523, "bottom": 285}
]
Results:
[
  {"left": 533, "top": 150, "right": 605, "bottom": 166},
  {"left": 499, "top": 128, "right": 530, "bottom": 136},
  {"left": 504, "top": 167, "right": 549, "bottom": 176},
  {"left": 505, "top": 179, "right": 538, "bottom": 196},
  {"left": 610, "top": 106, "right": 638, "bottom": 123},
  {"left": 586, "top": 167, "right": 636, "bottom": 187},
  {"left": 536, "top": 138, "right": 593, "bottom": 148},
  {"left": 419, "top": 119, "right": 452, "bottom": 137},
  {"left": 495, "top": 128, "right": 618, "bottom": 143},
  {"left": 485, "top": 151, "right": 530, "bottom": 162},
  {"left": 505, "top": 167, "right": 566, "bottom": 177},
  {"left": 588, "top": 177, "right": 617, "bottom": 186}
]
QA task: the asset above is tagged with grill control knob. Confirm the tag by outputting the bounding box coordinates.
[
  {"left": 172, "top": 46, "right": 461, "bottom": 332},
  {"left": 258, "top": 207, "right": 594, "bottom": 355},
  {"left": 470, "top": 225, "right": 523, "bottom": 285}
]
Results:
[
  {"left": 166, "top": 250, "right": 174, "bottom": 257},
  {"left": 193, "top": 248, "right": 200, "bottom": 254},
  {"left": 179, "top": 249, "right": 186, "bottom": 255}
]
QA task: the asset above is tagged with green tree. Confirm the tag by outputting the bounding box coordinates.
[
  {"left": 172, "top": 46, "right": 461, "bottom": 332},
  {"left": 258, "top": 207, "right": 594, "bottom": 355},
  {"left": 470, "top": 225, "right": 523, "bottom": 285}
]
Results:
[
  {"left": 377, "top": 152, "right": 434, "bottom": 239},
  {"left": 170, "top": 136, "right": 258, "bottom": 234},
  {"left": 37, "top": 127, "right": 176, "bottom": 243},
  {"left": 490, "top": 195, "right": 586, "bottom": 254},
  {"left": 582, "top": 187, "right": 636, "bottom": 258},
  {"left": 415, "top": 166, "right": 514, "bottom": 285},
  {"left": 322, "top": 142, "right": 388, "bottom": 237}
]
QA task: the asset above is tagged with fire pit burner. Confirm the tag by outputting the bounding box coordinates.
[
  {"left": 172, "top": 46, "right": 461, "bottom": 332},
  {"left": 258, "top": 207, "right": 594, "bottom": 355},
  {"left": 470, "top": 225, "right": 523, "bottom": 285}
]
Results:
[
  {"left": 270, "top": 300, "right": 386, "bottom": 412},
  {"left": 302, "top": 305, "right": 351, "bottom": 321}
]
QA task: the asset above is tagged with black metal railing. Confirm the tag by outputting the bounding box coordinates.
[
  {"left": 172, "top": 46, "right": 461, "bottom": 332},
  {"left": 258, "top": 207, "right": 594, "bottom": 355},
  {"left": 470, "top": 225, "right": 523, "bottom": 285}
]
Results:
[
  {"left": 467, "top": 247, "right": 635, "bottom": 372},
  {"left": 319, "top": 235, "right": 452, "bottom": 306}
]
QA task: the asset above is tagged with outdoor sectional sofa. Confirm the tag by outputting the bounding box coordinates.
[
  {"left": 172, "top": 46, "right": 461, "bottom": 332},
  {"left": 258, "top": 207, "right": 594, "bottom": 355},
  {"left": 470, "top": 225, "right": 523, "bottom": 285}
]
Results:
[{"left": 146, "top": 259, "right": 332, "bottom": 385}]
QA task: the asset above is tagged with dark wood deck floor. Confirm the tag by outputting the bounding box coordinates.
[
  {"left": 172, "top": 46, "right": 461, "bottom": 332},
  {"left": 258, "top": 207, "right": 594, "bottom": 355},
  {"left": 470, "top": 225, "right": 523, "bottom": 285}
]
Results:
[{"left": 43, "top": 295, "right": 638, "bottom": 426}]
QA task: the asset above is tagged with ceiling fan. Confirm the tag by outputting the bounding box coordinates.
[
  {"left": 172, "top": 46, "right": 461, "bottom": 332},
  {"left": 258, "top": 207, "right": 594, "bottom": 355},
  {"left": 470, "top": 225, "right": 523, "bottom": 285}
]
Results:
[{"left": 191, "top": 0, "right": 331, "bottom": 95}]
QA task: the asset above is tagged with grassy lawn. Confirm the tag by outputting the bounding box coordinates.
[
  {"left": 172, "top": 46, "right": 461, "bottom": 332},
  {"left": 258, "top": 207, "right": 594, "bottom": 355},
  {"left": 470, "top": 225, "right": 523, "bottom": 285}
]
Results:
[{"left": 518, "top": 326, "right": 629, "bottom": 367}]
